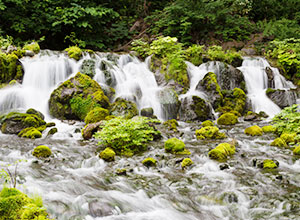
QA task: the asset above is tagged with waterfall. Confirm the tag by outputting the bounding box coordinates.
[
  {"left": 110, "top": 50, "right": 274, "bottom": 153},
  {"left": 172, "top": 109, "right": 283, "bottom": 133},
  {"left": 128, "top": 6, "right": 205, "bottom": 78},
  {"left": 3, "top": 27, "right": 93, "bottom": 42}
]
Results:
[
  {"left": 238, "top": 57, "right": 295, "bottom": 117},
  {"left": 0, "top": 51, "right": 79, "bottom": 116}
]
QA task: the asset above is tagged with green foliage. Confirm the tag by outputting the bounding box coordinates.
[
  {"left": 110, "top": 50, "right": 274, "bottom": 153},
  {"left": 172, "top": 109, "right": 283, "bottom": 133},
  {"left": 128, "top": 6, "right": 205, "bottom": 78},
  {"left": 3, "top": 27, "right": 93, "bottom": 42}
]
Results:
[
  {"left": 293, "top": 145, "right": 300, "bottom": 155},
  {"left": 272, "top": 104, "right": 300, "bottom": 135},
  {"left": 184, "top": 44, "right": 204, "bottom": 66},
  {"left": 23, "top": 42, "right": 40, "bottom": 54},
  {"left": 94, "top": 117, "right": 161, "bottom": 156},
  {"left": 262, "top": 19, "right": 300, "bottom": 40}
]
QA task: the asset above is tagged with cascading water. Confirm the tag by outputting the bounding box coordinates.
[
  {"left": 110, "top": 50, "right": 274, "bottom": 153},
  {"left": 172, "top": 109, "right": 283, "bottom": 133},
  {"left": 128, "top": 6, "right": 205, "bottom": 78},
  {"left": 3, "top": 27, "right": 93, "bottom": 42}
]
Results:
[{"left": 238, "top": 57, "right": 295, "bottom": 117}]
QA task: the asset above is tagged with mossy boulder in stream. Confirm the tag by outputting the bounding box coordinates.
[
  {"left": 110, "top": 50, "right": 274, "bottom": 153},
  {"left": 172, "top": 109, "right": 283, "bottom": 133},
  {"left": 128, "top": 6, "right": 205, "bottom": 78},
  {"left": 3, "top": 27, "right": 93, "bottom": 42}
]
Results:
[
  {"left": 244, "top": 125, "right": 263, "bottom": 136},
  {"left": 280, "top": 133, "right": 296, "bottom": 145},
  {"left": 163, "top": 119, "right": 178, "bottom": 132},
  {"left": 217, "top": 113, "right": 238, "bottom": 125},
  {"left": 99, "top": 147, "right": 116, "bottom": 162},
  {"left": 32, "top": 145, "right": 52, "bottom": 158},
  {"left": 293, "top": 145, "right": 300, "bottom": 155},
  {"left": 270, "top": 138, "right": 288, "bottom": 148},
  {"left": 262, "top": 159, "right": 279, "bottom": 169},
  {"left": 181, "top": 158, "right": 193, "bottom": 169},
  {"left": 84, "top": 107, "right": 109, "bottom": 124},
  {"left": 164, "top": 137, "right": 190, "bottom": 155},
  {"left": 195, "top": 126, "right": 226, "bottom": 140},
  {"left": 18, "top": 127, "right": 42, "bottom": 139},
  {"left": 0, "top": 110, "right": 46, "bottom": 135},
  {"left": 110, "top": 98, "right": 138, "bottom": 119},
  {"left": 65, "top": 46, "right": 82, "bottom": 61},
  {"left": 262, "top": 125, "right": 276, "bottom": 133},
  {"left": 142, "top": 157, "right": 157, "bottom": 167},
  {"left": 208, "top": 143, "right": 236, "bottom": 161},
  {"left": 0, "top": 187, "right": 50, "bottom": 220},
  {"left": 49, "top": 72, "right": 110, "bottom": 120},
  {"left": 202, "top": 120, "right": 214, "bottom": 127}
]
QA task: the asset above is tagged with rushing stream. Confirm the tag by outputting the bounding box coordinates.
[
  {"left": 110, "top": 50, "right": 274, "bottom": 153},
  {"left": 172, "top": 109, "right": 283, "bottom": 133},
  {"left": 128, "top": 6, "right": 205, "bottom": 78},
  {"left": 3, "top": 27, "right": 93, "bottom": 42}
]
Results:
[{"left": 0, "top": 52, "right": 299, "bottom": 220}]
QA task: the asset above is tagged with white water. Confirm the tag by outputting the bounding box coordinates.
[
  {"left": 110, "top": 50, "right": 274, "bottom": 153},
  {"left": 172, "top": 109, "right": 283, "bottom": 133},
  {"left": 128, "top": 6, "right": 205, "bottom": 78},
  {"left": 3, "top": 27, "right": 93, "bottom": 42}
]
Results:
[{"left": 238, "top": 57, "right": 295, "bottom": 117}]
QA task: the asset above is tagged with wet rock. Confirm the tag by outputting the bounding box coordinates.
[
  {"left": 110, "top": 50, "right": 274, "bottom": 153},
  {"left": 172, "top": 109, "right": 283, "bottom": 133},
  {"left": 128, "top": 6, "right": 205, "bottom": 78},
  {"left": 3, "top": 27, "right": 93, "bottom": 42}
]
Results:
[
  {"left": 179, "top": 95, "right": 213, "bottom": 121},
  {"left": 26, "top": 108, "right": 45, "bottom": 120},
  {"left": 116, "top": 168, "right": 127, "bottom": 176},
  {"left": 241, "top": 48, "right": 257, "bottom": 56},
  {"left": 6, "top": 45, "right": 18, "bottom": 54},
  {"left": 266, "top": 88, "right": 297, "bottom": 108},
  {"left": 141, "top": 107, "right": 154, "bottom": 118},
  {"left": 88, "top": 201, "right": 114, "bottom": 217},
  {"left": 265, "top": 67, "right": 275, "bottom": 88},
  {"left": 79, "top": 59, "right": 96, "bottom": 78},
  {"left": 110, "top": 98, "right": 138, "bottom": 119},
  {"left": 157, "top": 88, "right": 180, "bottom": 120},
  {"left": 47, "top": 127, "right": 58, "bottom": 136},
  {"left": 218, "top": 63, "right": 245, "bottom": 90},
  {"left": 24, "top": 50, "right": 35, "bottom": 57},
  {"left": 82, "top": 121, "right": 103, "bottom": 140},
  {"left": 219, "top": 164, "right": 229, "bottom": 170},
  {"left": 49, "top": 72, "right": 110, "bottom": 120}
]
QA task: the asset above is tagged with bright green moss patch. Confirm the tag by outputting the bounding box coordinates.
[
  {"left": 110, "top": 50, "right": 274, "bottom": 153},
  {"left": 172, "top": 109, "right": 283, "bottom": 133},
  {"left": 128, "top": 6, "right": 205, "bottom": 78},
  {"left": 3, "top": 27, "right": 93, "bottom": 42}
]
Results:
[
  {"left": 263, "top": 159, "right": 278, "bottom": 169},
  {"left": 293, "top": 145, "right": 300, "bottom": 155},
  {"left": 217, "top": 113, "right": 238, "bottom": 125},
  {"left": 0, "top": 187, "right": 50, "bottom": 220},
  {"left": 280, "top": 133, "right": 296, "bottom": 144},
  {"left": 142, "top": 157, "right": 157, "bottom": 167},
  {"left": 84, "top": 107, "right": 109, "bottom": 124},
  {"left": 0, "top": 52, "right": 23, "bottom": 83},
  {"left": 202, "top": 120, "right": 214, "bottom": 127},
  {"left": 244, "top": 125, "right": 263, "bottom": 136},
  {"left": 18, "top": 127, "right": 42, "bottom": 139},
  {"left": 23, "top": 42, "right": 40, "bottom": 54},
  {"left": 95, "top": 117, "right": 161, "bottom": 156},
  {"left": 195, "top": 126, "right": 226, "bottom": 140},
  {"left": 262, "top": 125, "right": 276, "bottom": 133},
  {"left": 163, "top": 119, "right": 178, "bottom": 131},
  {"left": 208, "top": 143, "right": 235, "bottom": 161},
  {"left": 270, "top": 137, "right": 288, "bottom": 148},
  {"left": 65, "top": 46, "right": 82, "bottom": 61},
  {"left": 181, "top": 158, "right": 193, "bottom": 169},
  {"left": 99, "top": 147, "right": 116, "bottom": 162},
  {"left": 32, "top": 145, "right": 52, "bottom": 158},
  {"left": 164, "top": 137, "right": 190, "bottom": 154}
]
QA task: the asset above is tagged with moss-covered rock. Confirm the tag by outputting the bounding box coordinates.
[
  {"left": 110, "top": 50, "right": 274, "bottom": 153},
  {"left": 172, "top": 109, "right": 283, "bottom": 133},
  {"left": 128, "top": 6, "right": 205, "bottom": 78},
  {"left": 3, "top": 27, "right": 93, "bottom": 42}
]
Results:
[
  {"left": 293, "top": 145, "right": 300, "bottom": 155},
  {"left": 47, "top": 127, "right": 58, "bottom": 136},
  {"left": 262, "top": 125, "right": 276, "bottom": 133},
  {"left": 26, "top": 108, "right": 45, "bottom": 120},
  {"left": 65, "top": 46, "right": 82, "bottom": 61},
  {"left": 195, "top": 126, "right": 226, "bottom": 140},
  {"left": 18, "top": 127, "right": 42, "bottom": 139},
  {"left": 0, "top": 187, "right": 50, "bottom": 220},
  {"left": 280, "top": 133, "right": 296, "bottom": 144},
  {"left": 140, "top": 107, "right": 154, "bottom": 118},
  {"left": 244, "top": 125, "right": 263, "bottom": 136},
  {"left": 262, "top": 159, "right": 278, "bottom": 169},
  {"left": 32, "top": 145, "right": 52, "bottom": 158},
  {"left": 49, "top": 72, "right": 110, "bottom": 120},
  {"left": 110, "top": 98, "right": 138, "bottom": 119},
  {"left": 142, "top": 157, "right": 157, "bottom": 167},
  {"left": 181, "top": 158, "right": 193, "bottom": 169},
  {"left": 218, "top": 88, "right": 246, "bottom": 115},
  {"left": 208, "top": 143, "right": 235, "bottom": 161},
  {"left": 99, "top": 147, "right": 116, "bottom": 162},
  {"left": 202, "top": 120, "right": 214, "bottom": 127},
  {"left": 217, "top": 113, "right": 238, "bottom": 125},
  {"left": 196, "top": 72, "right": 223, "bottom": 108},
  {"left": 84, "top": 107, "right": 109, "bottom": 124},
  {"left": 164, "top": 137, "right": 190, "bottom": 154},
  {"left": 23, "top": 42, "right": 40, "bottom": 54},
  {"left": 163, "top": 119, "right": 178, "bottom": 132},
  {"left": 0, "top": 52, "right": 23, "bottom": 84},
  {"left": 0, "top": 111, "right": 46, "bottom": 135},
  {"left": 270, "top": 138, "right": 288, "bottom": 148}
]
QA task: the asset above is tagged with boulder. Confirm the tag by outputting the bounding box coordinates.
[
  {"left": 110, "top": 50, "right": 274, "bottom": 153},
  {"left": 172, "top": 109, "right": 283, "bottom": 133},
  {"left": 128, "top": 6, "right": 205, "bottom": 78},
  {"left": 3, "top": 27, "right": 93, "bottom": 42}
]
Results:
[
  {"left": 179, "top": 95, "right": 213, "bottom": 121},
  {"left": 49, "top": 72, "right": 110, "bottom": 120},
  {"left": 266, "top": 88, "right": 297, "bottom": 108},
  {"left": 265, "top": 67, "right": 275, "bottom": 88},
  {"left": 82, "top": 121, "right": 103, "bottom": 140},
  {"left": 157, "top": 88, "right": 180, "bottom": 120},
  {"left": 140, "top": 107, "right": 154, "bottom": 118},
  {"left": 110, "top": 98, "right": 138, "bottom": 119},
  {"left": 80, "top": 59, "right": 96, "bottom": 78}
]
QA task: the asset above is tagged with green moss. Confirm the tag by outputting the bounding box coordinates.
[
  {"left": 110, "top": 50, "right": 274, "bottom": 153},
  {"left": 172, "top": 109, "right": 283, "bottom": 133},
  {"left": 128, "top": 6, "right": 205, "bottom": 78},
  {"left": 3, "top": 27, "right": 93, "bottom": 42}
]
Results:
[
  {"left": 266, "top": 88, "right": 276, "bottom": 95},
  {"left": 24, "top": 116, "right": 39, "bottom": 127},
  {"left": 0, "top": 188, "right": 49, "bottom": 220},
  {"left": 218, "top": 88, "right": 246, "bottom": 115},
  {"left": 164, "top": 137, "right": 189, "bottom": 154},
  {"left": 46, "top": 122, "right": 56, "bottom": 127},
  {"left": 65, "top": 46, "right": 82, "bottom": 61},
  {"left": 84, "top": 107, "right": 109, "bottom": 124},
  {"left": 8, "top": 80, "right": 17, "bottom": 85},
  {"left": 280, "top": 133, "right": 296, "bottom": 144},
  {"left": 23, "top": 42, "right": 40, "bottom": 54},
  {"left": 99, "top": 147, "right": 116, "bottom": 162},
  {"left": 142, "top": 157, "right": 157, "bottom": 167},
  {"left": 244, "top": 125, "right": 263, "bottom": 136},
  {"left": 18, "top": 127, "right": 42, "bottom": 139},
  {"left": 208, "top": 143, "right": 236, "bottom": 161},
  {"left": 293, "top": 145, "right": 300, "bottom": 155},
  {"left": 263, "top": 159, "right": 278, "bottom": 169},
  {"left": 47, "top": 127, "right": 58, "bottom": 136},
  {"left": 192, "top": 96, "right": 211, "bottom": 121},
  {"left": 181, "top": 158, "right": 193, "bottom": 169},
  {"left": 202, "top": 120, "right": 214, "bottom": 127},
  {"left": 217, "top": 113, "right": 238, "bottom": 125},
  {"left": 262, "top": 125, "right": 276, "bottom": 133},
  {"left": 70, "top": 95, "right": 100, "bottom": 120},
  {"left": 163, "top": 119, "right": 178, "bottom": 131},
  {"left": 37, "top": 125, "right": 47, "bottom": 132},
  {"left": 110, "top": 98, "right": 138, "bottom": 119},
  {"left": 195, "top": 126, "right": 226, "bottom": 140},
  {"left": 0, "top": 52, "right": 23, "bottom": 84},
  {"left": 32, "top": 145, "right": 52, "bottom": 158},
  {"left": 201, "top": 72, "right": 223, "bottom": 108},
  {"left": 270, "top": 138, "right": 288, "bottom": 148}
]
